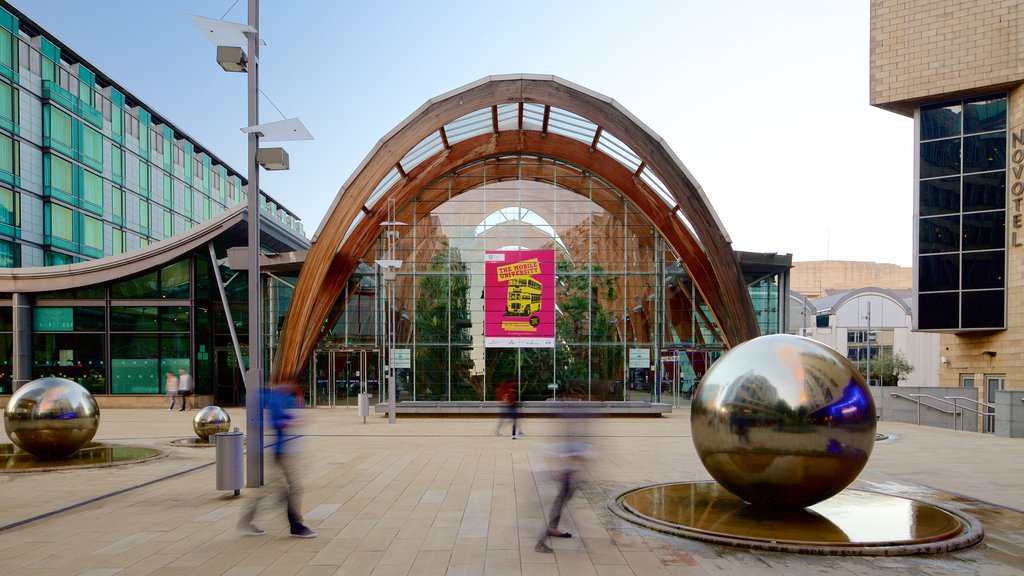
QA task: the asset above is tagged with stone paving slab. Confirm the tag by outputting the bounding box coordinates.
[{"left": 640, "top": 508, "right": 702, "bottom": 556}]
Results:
[{"left": 0, "top": 407, "right": 1021, "bottom": 575}]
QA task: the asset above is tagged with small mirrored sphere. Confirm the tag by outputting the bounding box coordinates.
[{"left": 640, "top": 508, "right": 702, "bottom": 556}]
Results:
[
  {"left": 193, "top": 406, "right": 231, "bottom": 442},
  {"left": 4, "top": 377, "right": 100, "bottom": 459},
  {"left": 691, "top": 334, "right": 876, "bottom": 508}
]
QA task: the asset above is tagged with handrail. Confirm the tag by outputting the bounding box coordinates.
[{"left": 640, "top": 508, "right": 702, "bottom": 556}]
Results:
[
  {"left": 890, "top": 392, "right": 958, "bottom": 427},
  {"left": 943, "top": 395, "right": 996, "bottom": 431}
]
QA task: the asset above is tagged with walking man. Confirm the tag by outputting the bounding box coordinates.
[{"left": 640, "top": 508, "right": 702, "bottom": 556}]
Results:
[
  {"left": 177, "top": 368, "right": 193, "bottom": 411},
  {"left": 237, "top": 380, "right": 317, "bottom": 538}
]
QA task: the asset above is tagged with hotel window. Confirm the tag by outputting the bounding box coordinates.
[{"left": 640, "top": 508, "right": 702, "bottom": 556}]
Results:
[
  {"left": 0, "top": 237, "right": 17, "bottom": 267},
  {"left": 139, "top": 200, "right": 150, "bottom": 234},
  {"left": 184, "top": 187, "right": 193, "bottom": 217},
  {"left": 203, "top": 196, "right": 211, "bottom": 219},
  {"left": 162, "top": 208, "right": 172, "bottom": 239},
  {"left": 0, "top": 185, "right": 18, "bottom": 235},
  {"left": 44, "top": 105, "right": 73, "bottom": 152},
  {"left": 111, "top": 228, "right": 125, "bottom": 255},
  {"left": 82, "top": 213, "right": 103, "bottom": 254},
  {"left": 81, "top": 170, "right": 103, "bottom": 214},
  {"left": 917, "top": 95, "right": 1006, "bottom": 331},
  {"left": 162, "top": 174, "right": 172, "bottom": 207},
  {"left": 110, "top": 104, "right": 123, "bottom": 143},
  {"left": 111, "top": 146, "right": 124, "bottom": 184},
  {"left": 45, "top": 154, "right": 73, "bottom": 203},
  {"left": 44, "top": 202, "right": 74, "bottom": 249},
  {"left": 0, "top": 132, "right": 17, "bottom": 183},
  {"left": 0, "top": 81, "right": 18, "bottom": 131},
  {"left": 111, "top": 186, "right": 124, "bottom": 225},
  {"left": 0, "top": 19, "right": 15, "bottom": 78},
  {"left": 139, "top": 161, "right": 150, "bottom": 197},
  {"left": 81, "top": 124, "right": 103, "bottom": 171}
]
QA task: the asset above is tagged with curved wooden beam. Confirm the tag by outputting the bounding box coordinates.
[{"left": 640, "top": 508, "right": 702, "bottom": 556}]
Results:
[{"left": 274, "top": 76, "right": 758, "bottom": 382}]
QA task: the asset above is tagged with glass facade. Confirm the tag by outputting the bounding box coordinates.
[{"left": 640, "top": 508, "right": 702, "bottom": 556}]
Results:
[
  {"left": 314, "top": 156, "right": 782, "bottom": 405},
  {"left": 917, "top": 95, "right": 1006, "bottom": 330}
]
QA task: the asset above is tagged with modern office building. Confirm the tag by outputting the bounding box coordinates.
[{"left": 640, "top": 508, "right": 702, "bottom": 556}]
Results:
[
  {"left": 870, "top": 0, "right": 1023, "bottom": 404},
  {"left": 0, "top": 2, "right": 308, "bottom": 402}
]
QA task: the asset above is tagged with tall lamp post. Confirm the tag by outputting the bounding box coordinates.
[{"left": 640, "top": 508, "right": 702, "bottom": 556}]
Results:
[{"left": 192, "top": 3, "right": 311, "bottom": 488}]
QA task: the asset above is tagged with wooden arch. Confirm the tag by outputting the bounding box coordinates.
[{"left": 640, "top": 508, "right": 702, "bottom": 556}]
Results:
[{"left": 272, "top": 75, "right": 758, "bottom": 382}]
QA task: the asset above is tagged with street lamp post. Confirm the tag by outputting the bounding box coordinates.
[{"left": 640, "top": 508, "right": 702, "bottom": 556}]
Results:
[{"left": 244, "top": 0, "right": 263, "bottom": 488}]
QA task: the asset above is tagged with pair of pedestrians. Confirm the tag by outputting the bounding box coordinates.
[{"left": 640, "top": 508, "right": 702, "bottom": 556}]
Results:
[{"left": 165, "top": 369, "right": 193, "bottom": 411}]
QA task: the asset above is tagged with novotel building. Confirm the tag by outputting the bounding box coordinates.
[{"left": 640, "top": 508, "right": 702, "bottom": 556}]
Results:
[{"left": 871, "top": 0, "right": 1024, "bottom": 418}]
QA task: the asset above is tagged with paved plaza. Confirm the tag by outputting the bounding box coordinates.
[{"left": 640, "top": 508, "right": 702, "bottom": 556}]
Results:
[{"left": 0, "top": 407, "right": 1022, "bottom": 575}]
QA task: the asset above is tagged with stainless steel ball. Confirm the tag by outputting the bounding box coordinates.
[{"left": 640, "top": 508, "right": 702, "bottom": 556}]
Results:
[
  {"left": 193, "top": 406, "right": 231, "bottom": 442},
  {"left": 691, "top": 334, "right": 876, "bottom": 508},
  {"left": 4, "top": 377, "right": 100, "bottom": 459}
]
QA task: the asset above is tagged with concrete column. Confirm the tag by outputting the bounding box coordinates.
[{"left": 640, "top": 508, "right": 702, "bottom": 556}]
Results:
[{"left": 12, "top": 293, "right": 31, "bottom": 391}]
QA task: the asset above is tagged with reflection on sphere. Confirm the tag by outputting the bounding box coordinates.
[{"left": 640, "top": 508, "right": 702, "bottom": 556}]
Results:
[
  {"left": 691, "top": 334, "right": 876, "bottom": 508},
  {"left": 193, "top": 406, "right": 231, "bottom": 441},
  {"left": 4, "top": 377, "right": 100, "bottom": 459}
]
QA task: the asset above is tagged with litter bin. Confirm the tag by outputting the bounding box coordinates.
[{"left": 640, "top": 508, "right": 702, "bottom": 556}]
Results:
[
  {"left": 358, "top": 392, "right": 370, "bottom": 423},
  {"left": 215, "top": 427, "right": 244, "bottom": 495}
]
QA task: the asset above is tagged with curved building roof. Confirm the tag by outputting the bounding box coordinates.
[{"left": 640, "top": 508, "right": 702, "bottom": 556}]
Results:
[{"left": 273, "top": 74, "right": 759, "bottom": 382}]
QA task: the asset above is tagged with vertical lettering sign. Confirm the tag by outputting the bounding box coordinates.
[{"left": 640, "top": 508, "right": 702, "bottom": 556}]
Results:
[
  {"left": 484, "top": 250, "right": 555, "bottom": 347},
  {"left": 1012, "top": 129, "right": 1024, "bottom": 248}
]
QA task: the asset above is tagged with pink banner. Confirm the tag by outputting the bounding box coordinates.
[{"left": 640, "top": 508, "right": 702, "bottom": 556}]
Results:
[{"left": 484, "top": 250, "right": 555, "bottom": 348}]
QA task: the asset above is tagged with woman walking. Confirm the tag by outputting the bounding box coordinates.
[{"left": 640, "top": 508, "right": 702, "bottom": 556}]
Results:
[{"left": 165, "top": 371, "right": 179, "bottom": 411}]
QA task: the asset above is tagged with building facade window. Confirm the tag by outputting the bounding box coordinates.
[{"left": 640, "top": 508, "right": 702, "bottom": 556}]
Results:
[
  {"left": 81, "top": 169, "right": 102, "bottom": 214},
  {"left": 917, "top": 95, "right": 1007, "bottom": 331},
  {"left": 81, "top": 213, "right": 103, "bottom": 255},
  {"left": 0, "top": 81, "right": 18, "bottom": 132},
  {"left": 0, "top": 237, "right": 18, "bottom": 267},
  {"left": 139, "top": 161, "right": 150, "bottom": 197},
  {"left": 111, "top": 185, "right": 124, "bottom": 225}
]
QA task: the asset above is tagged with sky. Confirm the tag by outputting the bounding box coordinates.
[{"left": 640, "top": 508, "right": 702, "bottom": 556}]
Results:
[{"left": 10, "top": 1, "right": 914, "bottom": 266}]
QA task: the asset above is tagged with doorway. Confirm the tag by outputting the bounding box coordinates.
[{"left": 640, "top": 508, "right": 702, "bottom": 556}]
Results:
[
  {"left": 984, "top": 374, "right": 1004, "bottom": 433},
  {"left": 310, "top": 349, "right": 379, "bottom": 407}
]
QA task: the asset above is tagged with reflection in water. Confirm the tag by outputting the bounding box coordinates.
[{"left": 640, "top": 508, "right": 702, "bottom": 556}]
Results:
[
  {"left": 0, "top": 442, "right": 160, "bottom": 471},
  {"left": 620, "top": 482, "right": 965, "bottom": 546}
]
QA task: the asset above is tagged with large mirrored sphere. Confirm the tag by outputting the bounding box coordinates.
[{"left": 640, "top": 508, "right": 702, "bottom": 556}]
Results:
[
  {"left": 4, "top": 377, "right": 100, "bottom": 459},
  {"left": 691, "top": 334, "right": 876, "bottom": 508},
  {"left": 193, "top": 406, "right": 231, "bottom": 442}
]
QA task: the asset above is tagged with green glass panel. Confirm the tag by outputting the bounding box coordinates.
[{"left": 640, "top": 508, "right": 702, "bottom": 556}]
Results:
[
  {"left": 160, "top": 306, "right": 190, "bottom": 331},
  {"left": 111, "top": 186, "right": 124, "bottom": 220},
  {"left": 160, "top": 260, "right": 190, "bottom": 299},
  {"left": 111, "top": 306, "right": 158, "bottom": 331},
  {"left": 44, "top": 105, "right": 73, "bottom": 153},
  {"left": 111, "top": 333, "right": 158, "bottom": 393},
  {"left": 0, "top": 187, "right": 14, "bottom": 226},
  {"left": 111, "top": 146, "right": 124, "bottom": 184},
  {"left": 111, "top": 271, "right": 158, "bottom": 298},
  {"left": 139, "top": 161, "right": 150, "bottom": 197},
  {"left": 34, "top": 307, "right": 73, "bottom": 331},
  {"left": 0, "top": 239, "right": 18, "bottom": 268},
  {"left": 82, "top": 214, "right": 103, "bottom": 251},
  {"left": 140, "top": 201, "right": 150, "bottom": 230},
  {"left": 82, "top": 170, "right": 102, "bottom": 213},
  {"left": 47, "top": 155, "right": 72, "bottom": 201},
  {"left": 47, "top": 202, "right": 73, "bottom": 242},
  {"left": 81, "top": 124, "right": 103, "bottom": 171}
]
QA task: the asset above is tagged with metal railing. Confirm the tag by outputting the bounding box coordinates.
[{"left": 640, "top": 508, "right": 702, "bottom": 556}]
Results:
[
  {"left": 943, "top": 396, "right": 995, "bottom": 432},
  {"left": 888, "top": 392, "right": 996, "bottom": 431},
  {"left": 889, "top": 392, "right": 959, "bottom": 428}
]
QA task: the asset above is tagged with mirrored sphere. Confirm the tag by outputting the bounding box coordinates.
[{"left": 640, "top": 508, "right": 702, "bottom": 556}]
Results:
[
  {"left": 193, "top": 406, "right": 231, "bottom": 442},
  {"left": 4, "top": 377, "right": 100, "bottom": 459},
  {"left": 691, "top": 334, "right": 876, "bottom": 508}
]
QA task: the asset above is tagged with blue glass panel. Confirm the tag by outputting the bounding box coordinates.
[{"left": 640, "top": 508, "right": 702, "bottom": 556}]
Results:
[
  {"left": 918, "top": 292, "right": 958, "bottom": 330},
  {"left": 963, "top": 133, "right": 1005, "bottom": 174},
  {"left": 920, "top": 139, "right": 960, "bottom": 179},
  {"left": 962, "top": 251, "right": 1004, "bottom": 290},
  {"left": 963, "top": 97, "right": 1006, "bottom": 134},
  {"left": 962, "top": 171, "right": 1005, "bottom": 212},
  {"left": 918, "top": 215, "right": 959, "bottom": 254},
  {"left": 920, "top": 103, "right": 961, "bottom": 140},
  {"left": 919, "top": 177, "right": 959, "bottom": 216},
  {"left": 918, "top": 254, "right": 959, "bottom": 292}
]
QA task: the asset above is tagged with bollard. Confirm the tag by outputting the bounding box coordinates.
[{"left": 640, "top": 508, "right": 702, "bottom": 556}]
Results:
[
  {"left": 358, "top": 392, "right": 370, "bottom": 423},
  {"left": 215, "top": 427, "right": 244, "bottom": 495}
]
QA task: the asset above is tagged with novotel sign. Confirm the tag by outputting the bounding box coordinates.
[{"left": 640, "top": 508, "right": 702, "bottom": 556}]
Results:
[{"left": 1012, "top": 129, "right": 1024, "bottom": 248}]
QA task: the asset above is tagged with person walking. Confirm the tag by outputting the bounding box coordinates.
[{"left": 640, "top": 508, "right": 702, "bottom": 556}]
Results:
[
  {"left": 237, "top": 380, "right": 317, "bottom": 538},
  {"left": 536, "top": 405, "right": 592, "bottom": 553},
  {"left": 495, "top": 380, "right": 521, "bottom": 438},
  {"left": 165, "top": 371, "right": 179, "bottom": 411},
  {"left": 177, "top": 368, "right": 193, "bottom": 411}
]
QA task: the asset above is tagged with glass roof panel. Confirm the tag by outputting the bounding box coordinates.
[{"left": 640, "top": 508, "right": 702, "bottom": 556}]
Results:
[
  {"left": 401, "top": 131, "right": 443, "bottom": 173},
  {"left": 445, "top": 108, "right": 493, "bottom": 145},
  {"left": 547, "top": 106, "right": 597, "bottom": 146},
  {"left": 341, "top": 210, "right": 365, "bottom": 245},
  {"left": 522, "top": 103, "right": 545, "bottom": 131},
  {"left": 366, "top": 167, "right": 401, "bottom": 208},
  {"left": 638, "top": 167, "right": 676, "bottom": 208},
  {"left": 596, "top": 130, "right": 642, "bottom": 173},
  {"left": 496, "top": 103, "right": 519, "bottom": 131}
]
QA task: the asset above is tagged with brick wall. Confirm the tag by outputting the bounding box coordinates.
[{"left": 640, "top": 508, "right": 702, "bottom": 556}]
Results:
[{"left": 870, "top": 0, "right": 1024, "bottom": 115}]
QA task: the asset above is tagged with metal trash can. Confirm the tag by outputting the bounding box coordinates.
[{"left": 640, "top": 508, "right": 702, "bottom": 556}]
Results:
[
  {"left": 358, "top": 392, "right": 370, "bottom": 422},
  {"left": 215, "top": 427, "right": 244, "bottom": 495}
]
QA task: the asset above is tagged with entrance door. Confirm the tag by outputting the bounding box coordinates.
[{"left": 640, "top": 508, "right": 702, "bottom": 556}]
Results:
[
  {"left": 214, "top": 347, "right": 245, "bottom": 407},
  {"left": 309, "top": 349, "right": 379, "bottom": 407},
  {"left": 984, "top": 375, "right": 1004, "bottom": 433}
]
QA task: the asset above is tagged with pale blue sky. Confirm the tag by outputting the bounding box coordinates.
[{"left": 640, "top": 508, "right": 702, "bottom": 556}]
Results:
[{"left": 10, "top": 1, "right": 913, "bottom": 265}]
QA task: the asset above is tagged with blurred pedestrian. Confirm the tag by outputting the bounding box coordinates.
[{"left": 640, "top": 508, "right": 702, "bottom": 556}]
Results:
[
  {"left": 495, "top": 380, "right": 521, "bottom": 438},
  {"left": 237, "top": 380, "right": 317, "bottom": 538},
  {"left": 536, "top": 404, "right": 592, "bottom": 553},
  {"left": 165, "top": 371, "right": 179, "bottom": 411},
  {"left": 177, "top": 368, "right": 192, "bottom": 411}
]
